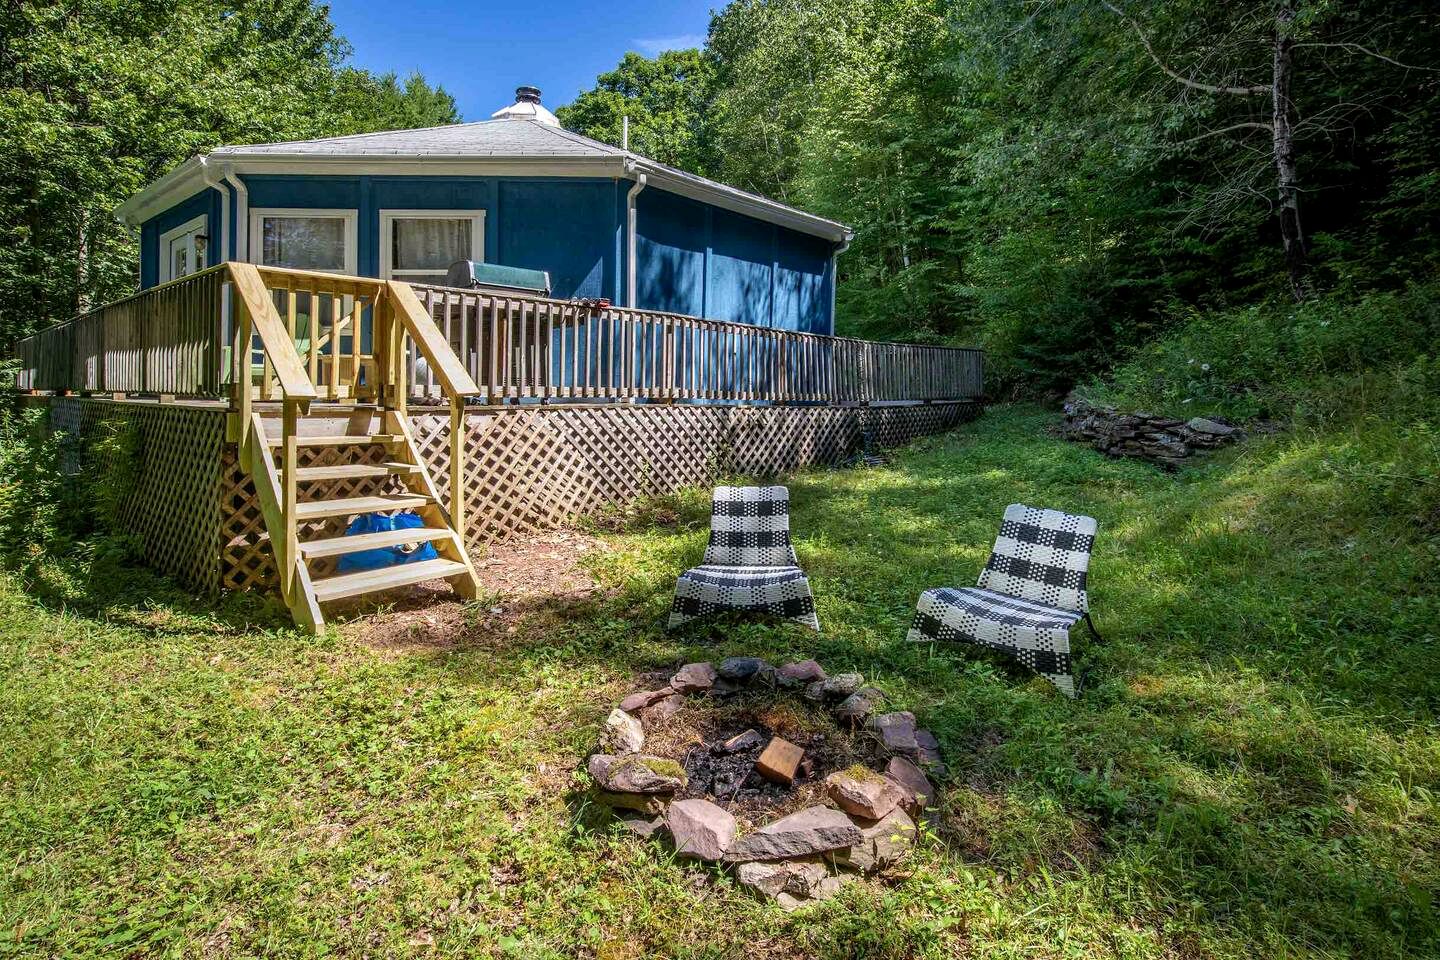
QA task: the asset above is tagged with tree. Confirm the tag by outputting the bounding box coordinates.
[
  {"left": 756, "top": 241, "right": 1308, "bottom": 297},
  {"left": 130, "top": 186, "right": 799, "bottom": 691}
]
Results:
[
  {"left": 1102, "top": 0, "right": 1439, "bottom": 301},
  {"left": 556, "top": 50, "right": 715, "bottom": 174},
  {"left": 0, "top": 0, "right": 455, "bottom": 342}
]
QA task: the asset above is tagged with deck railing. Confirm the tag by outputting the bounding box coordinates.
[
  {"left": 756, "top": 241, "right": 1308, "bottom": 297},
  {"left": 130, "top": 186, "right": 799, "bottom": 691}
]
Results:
[
  {"left": 16, "top": 265, "right": 229, "bottom": 397},
  {"left": 407, "top": 284, "right": 985, "bottom": 405},
  {"left": 12, "top": 267, "right": 984, "bottom": 406}
]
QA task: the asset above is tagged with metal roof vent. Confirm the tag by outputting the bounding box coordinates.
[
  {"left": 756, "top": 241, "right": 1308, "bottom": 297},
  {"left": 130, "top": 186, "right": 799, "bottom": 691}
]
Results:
[{"left": 492, "top": 86, "right": 561, "bottom": 126}]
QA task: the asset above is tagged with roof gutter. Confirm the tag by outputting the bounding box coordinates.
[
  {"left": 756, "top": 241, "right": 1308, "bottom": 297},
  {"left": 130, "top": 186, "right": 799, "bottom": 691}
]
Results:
[
  {"left": 625, "top": 160, "right": 647, "bottom": 308},
  {"left": 221, "top": 165, "right": 249, "bottom": 262},
  {"left": 829, "top": 233, "right": 854, "bottom": 334},
  {"left": 198, "top": 157, "right": 232, "bottom": 263}
]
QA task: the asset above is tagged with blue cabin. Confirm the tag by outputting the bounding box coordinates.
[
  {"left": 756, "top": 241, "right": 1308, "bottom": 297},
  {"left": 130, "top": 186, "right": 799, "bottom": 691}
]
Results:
[{"left": 117, "top": 87, "right": 852, "bottom": 335}]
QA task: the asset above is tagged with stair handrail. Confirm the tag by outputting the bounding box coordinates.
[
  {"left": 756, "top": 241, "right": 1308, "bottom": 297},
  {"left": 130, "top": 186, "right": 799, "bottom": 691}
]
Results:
[
  {"left": 227, "top": 262, "right": 319, "bottom": 607},
  {"left": 384, "top": 280, "right": 481, "bottom": 398},
  {"left": 383, "top": 279, "right": 480, "bottom": 536},
  {"left": 227, "top": 262, "right": 318, "bottom": 407}
]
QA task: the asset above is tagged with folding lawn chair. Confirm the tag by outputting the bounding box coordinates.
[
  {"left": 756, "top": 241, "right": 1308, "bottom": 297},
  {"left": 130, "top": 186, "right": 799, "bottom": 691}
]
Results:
[
  {"left": 666, "top": 485, "right": 820, "bottom": 632},
  {"left": 907, "top": 503, "right": 1101, "bottom": 696}
]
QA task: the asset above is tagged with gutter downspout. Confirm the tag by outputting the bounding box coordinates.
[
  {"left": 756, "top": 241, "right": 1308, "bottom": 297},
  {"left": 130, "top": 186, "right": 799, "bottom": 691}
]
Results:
[
  {"left": 198, "top": 157, "right": 232, "bottom": 263},
  {"left": 829, "top": 232, "right": 853, "bottom": 336},
  {"left": 625, "top": 160, "right": 647, "bottom": 308},
  {"left": 222, "top": 164, "right": 249, "bottom": 262}
]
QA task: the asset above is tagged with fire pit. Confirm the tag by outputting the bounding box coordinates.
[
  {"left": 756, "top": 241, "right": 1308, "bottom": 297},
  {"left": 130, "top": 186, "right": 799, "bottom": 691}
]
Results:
[{"left": 585, "top": 657, "right": 945, "bottom": 910}]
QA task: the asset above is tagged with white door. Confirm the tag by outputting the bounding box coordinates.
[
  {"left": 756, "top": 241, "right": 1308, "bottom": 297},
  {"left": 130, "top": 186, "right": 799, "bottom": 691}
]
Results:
[
  {"left": 380, "top": 210, "right": 485, "bottom": 285},
  {"left": 159, "top": 215, "right": 208, "bottom": 283}
]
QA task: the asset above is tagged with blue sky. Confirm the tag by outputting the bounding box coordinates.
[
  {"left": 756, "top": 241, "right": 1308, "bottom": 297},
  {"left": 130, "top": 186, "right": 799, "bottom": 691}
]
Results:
[{"left": 328, "top": 0, "right": 716, "bottom": 122}]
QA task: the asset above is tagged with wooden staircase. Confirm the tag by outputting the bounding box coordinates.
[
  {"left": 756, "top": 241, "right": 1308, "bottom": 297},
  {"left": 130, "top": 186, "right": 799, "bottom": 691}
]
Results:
[{"left": 227, "top": 264, "right": 482, "bottom": 633}]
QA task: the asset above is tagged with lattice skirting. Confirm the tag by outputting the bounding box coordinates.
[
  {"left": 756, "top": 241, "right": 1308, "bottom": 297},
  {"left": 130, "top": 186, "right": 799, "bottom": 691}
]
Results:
[
  {"left": 37, "top": 398, "right": 977, "bottom": 596},
  {"left": 44, "top": 398, "right": 225, "bottom": 595},
  {"left": 407, "top": 401, "right": 980, "bottom": 552}
]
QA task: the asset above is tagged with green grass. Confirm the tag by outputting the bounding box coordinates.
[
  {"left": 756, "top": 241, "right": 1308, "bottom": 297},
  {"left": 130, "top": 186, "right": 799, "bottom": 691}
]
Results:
[{"left": 2, "top": 404, "right": 1438, "bottom": 958}]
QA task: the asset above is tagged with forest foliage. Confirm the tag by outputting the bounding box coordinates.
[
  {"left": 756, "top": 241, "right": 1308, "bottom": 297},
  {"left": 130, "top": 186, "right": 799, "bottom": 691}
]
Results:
[
  {"left": 0, "top": 0, "right": 457, "bottom": 342},
  {"left": 562, "top": 0, "right": 1440, "bottom": 398}
]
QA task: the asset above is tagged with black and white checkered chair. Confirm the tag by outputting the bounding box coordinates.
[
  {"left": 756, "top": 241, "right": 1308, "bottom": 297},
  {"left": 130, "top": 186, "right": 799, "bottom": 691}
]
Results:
[
  {"left": 907, "top": 504, "right": 1101, "bottom": 697},
  {"left": 667, "top": 485, "right": 820, "bottom": 632}
]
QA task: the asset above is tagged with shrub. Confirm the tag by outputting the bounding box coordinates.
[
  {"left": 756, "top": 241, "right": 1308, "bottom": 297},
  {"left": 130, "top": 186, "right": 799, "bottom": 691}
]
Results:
[
  {"left": 0, "top": 406, "right": 69, "bottom": 561},
  {"left": 1087, "top": 280, "right": 1440, "bottom": 422}
]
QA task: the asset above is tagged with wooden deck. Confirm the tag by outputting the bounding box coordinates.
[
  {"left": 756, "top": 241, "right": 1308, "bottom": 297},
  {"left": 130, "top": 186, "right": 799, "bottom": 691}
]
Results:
[{"left": 13, "top": 263, "right": 984, "bottom": 632}]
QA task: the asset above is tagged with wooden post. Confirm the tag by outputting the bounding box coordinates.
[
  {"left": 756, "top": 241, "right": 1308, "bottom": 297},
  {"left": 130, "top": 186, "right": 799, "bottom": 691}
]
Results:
[
  {"left": 234, "top": 292, "right": 253, "bottom": 444},
  {"left": 281, "top": 397, "right": 299, "bottom": 601},
  {"left": 449, "top": 393, "right": 465, "bottom": 534}
]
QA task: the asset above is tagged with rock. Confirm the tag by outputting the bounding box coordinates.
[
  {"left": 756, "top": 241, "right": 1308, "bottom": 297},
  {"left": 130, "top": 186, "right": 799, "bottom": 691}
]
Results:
[
  {"left": 1187, "top": 416, "right": 1238, "bottom": 436},
  {"left": 839, "top": 809, "right": 916, "bottom": 873},
  {"left": 805, "top": 672, "right": 865, "bottom": 701},
  {"left": 670, "top": 661, "right": 717, "bottom": 693},
  {"left": 592, "top": 789, "right": 667, "bottom": 815},
  {"left": 706, "top": 678, "right": 742, "bottom": 698},
  {"left": 870, "top": 711, "right": 919, "bottom": 756},
  {"left": 716, "top": 656, "right": 768, "bottom": 682},
  {"left": 665, "top": 798, "right": 736, "bottom": 861},
  {"left": 601, "top": 708, "right": 645, "bottom": 754},
  {"left": 640, "top": 694, "right": 685, "bottom": 729},
  {"left": 834, "top": 687, "right": 885, "bottom": 723},
  {"left": 726, "top": 806, "right": 863, "bottom": 862},
  {"left": 826, "top": 766, "right": 905, "bottom": 821},
  {"left": 616, "top": 812, "right": 666, "bottom": 839},
  {"left": 587, "top": 753, "right": 616, "bottom": 781},
  {"left": 736, "top": 858, "right": 847, "bottom": 910},
  {"left": 718, "top": 729, "right": 764, "bottom": 754},
  {"left": 776, "top": 660, "right": 826, "bottom": 687},
  {"left": 590, "top": 754, "right": 687, "bottom": 794},
  {"left": 619, "top": 687, "right": 673, "bottom": 713},
  {"left": 913, "top": 729, "right": 946, "bottom": 775},
  {"left": 884, "top": 757, "right": 935, "bottom": 812}
]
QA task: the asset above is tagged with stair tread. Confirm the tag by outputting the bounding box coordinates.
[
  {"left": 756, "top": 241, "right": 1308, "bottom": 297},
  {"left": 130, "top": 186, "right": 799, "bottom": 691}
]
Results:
[
  {"left": 312, "top": 558, "right": 471, "bottom": 603},
  {"left": 294, "top": 493, "right": 430, "bottom": 520},
  {"left": 300, "top": 527, "right": 454, "bottom": 559},
  {"left": 267, "top": 434, "right": 400, "bottom": 448},
  {"left": 293, "top": 462, "right": 420, "bottom": 481}
]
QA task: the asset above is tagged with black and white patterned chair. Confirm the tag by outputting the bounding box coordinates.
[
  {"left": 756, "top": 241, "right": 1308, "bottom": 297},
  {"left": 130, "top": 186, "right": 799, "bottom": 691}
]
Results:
[
  {"left": 667, "top": 485, "right": 821, "bottom": 632},
  {"left": 907, "top": 504, "right": 1101, "bottom": 697}
]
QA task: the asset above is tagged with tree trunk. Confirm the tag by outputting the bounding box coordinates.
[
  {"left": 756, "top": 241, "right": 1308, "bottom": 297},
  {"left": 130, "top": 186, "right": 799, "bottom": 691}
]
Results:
[
  {"left": 76, "top": 207, "right": 91, "bottom": 316},
  {"left": 1272, "top": 1, "right": 1310, "bottom": 301}
]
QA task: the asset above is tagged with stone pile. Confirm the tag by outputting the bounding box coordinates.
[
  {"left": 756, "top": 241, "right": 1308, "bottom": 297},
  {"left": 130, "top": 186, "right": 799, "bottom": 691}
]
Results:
[
  {"left": 584, "top": 657, "right": 947, "bottom": 911},
  {"left": 1059, "top": 395, "right": 1243, "bottom": 469}
]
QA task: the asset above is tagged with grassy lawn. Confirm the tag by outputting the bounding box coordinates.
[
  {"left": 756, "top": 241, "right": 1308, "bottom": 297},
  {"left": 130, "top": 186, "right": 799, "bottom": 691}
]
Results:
[{"left": 2, "top": 404, "right": 1437, "bottom": 958}]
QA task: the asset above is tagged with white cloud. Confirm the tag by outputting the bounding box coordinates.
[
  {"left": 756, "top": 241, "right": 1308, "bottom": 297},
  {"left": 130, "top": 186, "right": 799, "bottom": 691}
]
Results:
[{"left": 633, "top": 34, "right": 706, "bottom": 56}]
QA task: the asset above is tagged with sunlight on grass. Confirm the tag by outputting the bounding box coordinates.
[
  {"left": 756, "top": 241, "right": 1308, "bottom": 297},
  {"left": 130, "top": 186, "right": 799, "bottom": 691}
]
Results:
[{"left": 1, "top": 404, "right": 1436, "bottom": 958}]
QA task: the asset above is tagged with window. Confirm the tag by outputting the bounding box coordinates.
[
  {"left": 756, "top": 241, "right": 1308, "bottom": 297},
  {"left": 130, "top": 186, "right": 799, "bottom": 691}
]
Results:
[
  {"left": 159, "top": 215, "right": 208, "bottom": 283},
  {"left": 380, "top": 210, "right": 485, "bottom": 286},
  {"left": 250, "top": 209, "right": 357, "bottom": 275}
]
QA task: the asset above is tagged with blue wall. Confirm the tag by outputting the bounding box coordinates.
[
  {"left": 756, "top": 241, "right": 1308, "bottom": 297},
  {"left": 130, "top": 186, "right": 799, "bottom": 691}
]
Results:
[
  {"left": 139, "top": 189, "right": 223, "bottom": 289},
  {"left": 140, "top": 174, "right": 835, "bottom": 332},
  {"left": 633, "top": 188, "right": 835, "bottom": 333}
]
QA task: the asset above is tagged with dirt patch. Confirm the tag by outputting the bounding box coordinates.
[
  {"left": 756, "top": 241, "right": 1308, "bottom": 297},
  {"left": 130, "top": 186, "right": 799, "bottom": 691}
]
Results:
[{"left": 349, "top": 530, "right": 606, "bottom": 650}]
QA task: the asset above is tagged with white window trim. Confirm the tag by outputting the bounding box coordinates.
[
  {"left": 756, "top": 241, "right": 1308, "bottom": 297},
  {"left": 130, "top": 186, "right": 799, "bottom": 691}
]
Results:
[
  {"left": 249, "top": 207, "right": 358, "bottom": 275},
  {"left": 378, "top": 209, "right": 485, "bottom": 282},
  {"left": 158, "top": 214, "right": 208, "bottom": 283}
]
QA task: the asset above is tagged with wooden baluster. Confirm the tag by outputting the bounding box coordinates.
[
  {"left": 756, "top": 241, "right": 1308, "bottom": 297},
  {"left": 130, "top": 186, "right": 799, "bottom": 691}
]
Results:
[
  {"left": 306, "top": 287, "right": 319, "bottom": 385},
  {"left": 544, "top": 301, "right": 555, "bottom": 398},
  {"left": 350, "top": 296, "right": 363, "bottom": 391},
  {"left": 329, "top": 293, "right": 342, "bottom": 398}
]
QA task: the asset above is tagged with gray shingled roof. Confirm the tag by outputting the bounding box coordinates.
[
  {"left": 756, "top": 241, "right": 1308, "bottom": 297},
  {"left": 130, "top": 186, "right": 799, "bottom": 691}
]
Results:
[
  {"left": 119, "top": 119, "right": 850, "bottom": 240},
  {"left": 211, "top": 119, "right": 623, "bottom": 159}
]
